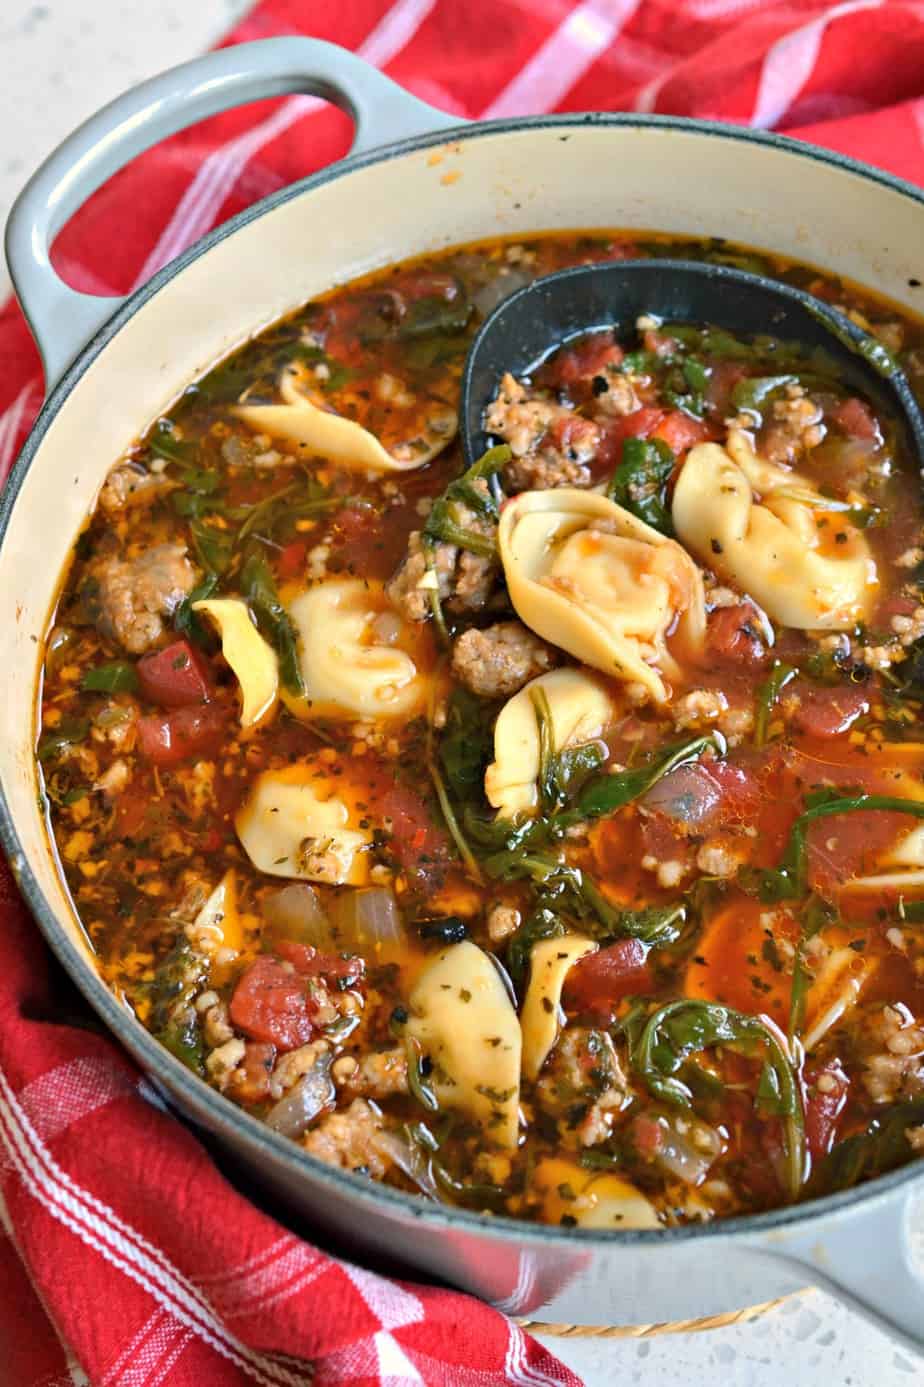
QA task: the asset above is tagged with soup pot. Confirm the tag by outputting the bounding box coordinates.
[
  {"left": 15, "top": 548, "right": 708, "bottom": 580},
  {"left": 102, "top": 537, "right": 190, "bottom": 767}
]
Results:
[{"left": 3, "top": 35, "right": 924, "bottom": 1351}]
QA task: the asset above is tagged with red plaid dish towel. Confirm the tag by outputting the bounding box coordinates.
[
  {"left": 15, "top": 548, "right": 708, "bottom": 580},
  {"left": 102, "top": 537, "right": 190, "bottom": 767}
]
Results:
[{"left": 4, "top": 2, "right": 924, "bottom": 1383}]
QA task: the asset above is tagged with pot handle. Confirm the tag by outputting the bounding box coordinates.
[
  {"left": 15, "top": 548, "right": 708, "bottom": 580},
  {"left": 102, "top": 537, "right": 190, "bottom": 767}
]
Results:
[
  {"left": 752, "top": 1188, "right": 924, "bottom": 1356},
  {"left": 5, "top": 36, "right": 459, "bottom": 392}
]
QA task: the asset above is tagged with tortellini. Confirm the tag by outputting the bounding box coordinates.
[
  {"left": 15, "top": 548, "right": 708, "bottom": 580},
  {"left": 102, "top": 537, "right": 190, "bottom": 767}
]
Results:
[
  {"left": 485, "top": 668, "right": 616, "bottom": 819},
  {"left": 672, "top": 429, "right": 877, "bottom": 629},
  {"left": 235, "top": 763, "right": 371, "bottom": 886},
  {"left": 532, "top": 1157, "right": 660, "bottom": 1229},
  {"left": 405, "top": 942, "right": 521, "bottom": 1148},
  {"left": 498, "top": 489, "right": 706, "bottom": 704},
  {"left": 192, "top": 598, "right": 278, "bottom": 728},
  {"left": 520, "top": 935, "right": 597, "bottom": 1080},
  {"left": 283, "top": 578, "right": 427, "bottom": 721},
  {"left": 236, "top": 365, "right": 457, "bottom": 472},
  {"left": 189, "top": 869, "right": 245, "bottom": 954}
]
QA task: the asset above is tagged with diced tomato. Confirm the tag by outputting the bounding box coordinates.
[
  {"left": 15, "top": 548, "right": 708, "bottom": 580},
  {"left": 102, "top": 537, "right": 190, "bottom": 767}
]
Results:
[
  {"left": 705, "top": 603, "right": 769, "bottom": 669},
  {"left": 878, "top": 591, "right": 918, "bottom": 623},
  {"left": 276, "top": 940, "right": 365, "bottom": 988},
  {"left": 807, "top": 808, "right": 913, "bottom": 896},
  {"left": 638, "top": 810, "right": 695, "bottom": 873},
  {"left": 372, "top": 782, "right": 452, "bottom": 877},
  {"left": 790, "top": 680, "right": 869, "bottom": 738},
  {"left": 229, "top": 957, "right": 315, "bottom": 1051},
  {"left": 803, "top": 1060, "right": 850, "bottom": 1161},
  {"left": 651, "top": 410, "right": 713, "bottom": 455},
  {"left": 548, "top": 413, "right": 601, "bottom": 455},
  {"left": 137, "top": 639, "right": 212, "bottom": 708},
  {"left": 832, "top": 396, "right": 879, "bottom": 441},
  {"left": 708, "top": 760, "right": 763, "bottom": 823},
  {"left": 232, "top": 1042, "right": 277, "bottom": 1104},
  {"left": 643, "top": 328, "right": 677, "bottom": 358},
  {"left": 562, "top": 939, "right": 653, "bottom": 1020},
  {"left": 114, "top": 788, "right": 148, "bottom": 840},
  {"left": 595, "top": 407, "right": 666, "bottom": 469},
  {"left": 706, "top": 361, "right": 749, "bottom": 416},
  {"left": 137, "top": 703, "right": 228, "bottom": 768},
  {"left": 630, "top": 1112, "right": 665, "bottom": 1159},
  {"left": 606, "top": 406, "right": 665, "bottom": 442},
  {"left": 277, "top": 538, "right": 308, "bottom": 580},
  {"left": 549, "top": 331, "right": 624, "bottom": 385}
]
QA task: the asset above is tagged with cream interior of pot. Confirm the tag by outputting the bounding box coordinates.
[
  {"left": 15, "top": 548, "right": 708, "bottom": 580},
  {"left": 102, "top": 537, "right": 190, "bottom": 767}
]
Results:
[{"left": 3, "top": 121, "right": 923, "bottom": 965}]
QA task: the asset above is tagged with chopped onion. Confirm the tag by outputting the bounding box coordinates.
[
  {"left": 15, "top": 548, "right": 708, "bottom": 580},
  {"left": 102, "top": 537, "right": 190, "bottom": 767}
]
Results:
[
  {"left": 371, "top": 1128, "right": 438, "bottom": 1198},
  {"left": 262, "top": 883, "right": 333, "bottom": 948},
  {"left": 472, "top": 269, "right": 532, "bottom": 317},
  {"left": 264, "top": 1053, "right": 335, "bottom": 1138},
  {"left": 328, "top": 887, "right": 406, "bottom": 950},
  {"left": 642, "top": 763, "right": 721, "bottom": 830},
  {"left": 646, "top": 1113, "right": 722, "bottom": 1186}
]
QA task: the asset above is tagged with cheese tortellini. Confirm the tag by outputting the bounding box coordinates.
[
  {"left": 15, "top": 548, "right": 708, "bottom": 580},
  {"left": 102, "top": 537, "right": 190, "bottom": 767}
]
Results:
[
  {"left": 236, "top": 365, "right": 456, "bottom": 472},
  {"left": 520, "top": 935, "right": 597, "bottom": 1080},
  {"left": 236, "top": 763, "right": 371, "bottom": 886},
  {"left": 485, "top": 668, "right": 616, "bottom": 819},
  {"left": 192, "top": 598, "right": 278, "bottom": 728},
  {"left": 283, "top": 578, "right": 427, "bottom": 721},
  {"left": 497, "top": 489, "right": 706, "bottom": 704},
  {"left": 405, "top": 942, "right": 521, "bottom": 1148},
  {"left": 672, "top": 429, "right": 877, "bottom": 629}
]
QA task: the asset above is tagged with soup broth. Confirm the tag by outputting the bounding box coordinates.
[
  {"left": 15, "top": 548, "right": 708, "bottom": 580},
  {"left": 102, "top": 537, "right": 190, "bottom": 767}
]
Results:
[{"left": 37, "top": 231, "right": 924, "bottom": 1228}]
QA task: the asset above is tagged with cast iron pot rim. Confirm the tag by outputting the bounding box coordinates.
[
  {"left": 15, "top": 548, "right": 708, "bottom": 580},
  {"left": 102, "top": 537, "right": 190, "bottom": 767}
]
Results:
[{"left": 3, "top": 109, "right": 924, "bottom": 1253}]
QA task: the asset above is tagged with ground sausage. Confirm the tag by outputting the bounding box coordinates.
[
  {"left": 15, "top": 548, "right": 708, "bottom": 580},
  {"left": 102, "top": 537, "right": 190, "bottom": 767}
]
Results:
[
  {"left": 451, "top": 620, "right": 556, "bottom": 697},
  {"left": 302, "top": 1097, "right": 391, "bottom": 1178},
  {"left": 93, "top": 543, "right": 198, "bottom": 653}
]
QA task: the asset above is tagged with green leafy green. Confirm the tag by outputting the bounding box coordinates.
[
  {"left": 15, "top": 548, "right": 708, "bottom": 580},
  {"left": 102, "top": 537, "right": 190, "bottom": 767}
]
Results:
[
  {"left": 439, "top": 689, "right": 498, "bottom": 797},
  {"left": 754, "top": 661, "right": 796, "bottom": 747},
  {"left": 37, "top": 718, "right": 89, "bottom": 762},
  {"left": 423, "top": 445, "right": 510, "bottom": 556},
  {"left": 80, "top": 661, "right": 139, "bottom": 694},
  {"left": 398, "top": 286, "right": 471, "bottom": 339},
  {"left": 806, "top": 303, "right": 899, "bottom": 378},
  {"left": 149, "top": 419, "right": 197, "bottom": 465},
  {"left": 531, "top": 685, "right": 606, "bottom": 814},
  {"left": 239, "top": 544, "right": 304, "bottom": 695},
  {"left": 789, "top": 895, "right": 836, "bottom": 1040},
  {"left": 731, "top": 374, "right": 799, "bottom": 420},
  {"left": 406, "top": 1037, "right": 440, "bottom": 1113},
  {"left": 174, "top": 573, "right": 220, "bottom": 647},
  {"left": 607, "top": 436, "right": 676, "bottom": 534},
  {"left": 189, "top": 517, "right": 234, "bottom": 576},
  {"left": 632, "top": 999, "right": 804, "bottom": 1198},
  {"left": 809, "top": 1099, "right": 924, "bottom": 1195},
  {"left": 507, "top": 906, "right": 567, "bottom": 986},
  {"left": 751, "top": 792, "right": 924, "bottom": 900}
]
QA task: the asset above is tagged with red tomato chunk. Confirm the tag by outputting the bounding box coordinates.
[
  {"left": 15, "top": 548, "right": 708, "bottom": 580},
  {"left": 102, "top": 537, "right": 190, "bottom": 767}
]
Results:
[
  {"left": 790, "top": 681, "right": 869, "bottom": 738},
  {"left": 137, "top": 703, "right": 227, "bottom": 767},
  {"left": 705, "top": 602, "right": 769, "bottom": 669},
  {"left": 137, "top": 639, "right": 212, "bottom": 707},
  {"left": 563, "top": 939, "right": 653, "bottom": 1020},
  {"left": 276, "top": 940, "right": 365, "bottom": 989},
  {"left": 230, "top": 957, "right": 316, "bottom": 1051},
  {"left": 803, "top": 1060, "right": 850, "bottom": 1160}
]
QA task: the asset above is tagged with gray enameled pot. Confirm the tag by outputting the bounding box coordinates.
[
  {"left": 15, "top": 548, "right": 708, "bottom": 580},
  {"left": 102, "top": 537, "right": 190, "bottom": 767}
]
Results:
[{"left": 2, "top": 36, "right": 924, "bottom": 1351}]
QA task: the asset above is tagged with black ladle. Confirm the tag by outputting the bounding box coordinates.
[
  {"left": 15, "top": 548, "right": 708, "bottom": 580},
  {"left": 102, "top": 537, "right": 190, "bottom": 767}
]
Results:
[{"left": 459, "top": 258, "right": 924, "bottom": 467}]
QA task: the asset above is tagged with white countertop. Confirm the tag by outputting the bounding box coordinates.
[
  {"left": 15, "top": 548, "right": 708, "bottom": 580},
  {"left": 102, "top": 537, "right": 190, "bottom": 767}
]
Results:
[{"left": 2, "top": 3, "right": 920, "bottom": 1382}]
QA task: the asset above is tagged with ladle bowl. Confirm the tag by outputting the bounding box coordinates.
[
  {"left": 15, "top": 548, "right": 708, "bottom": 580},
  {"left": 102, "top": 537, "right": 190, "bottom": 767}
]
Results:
[{"left": 460, "top": 258, "right": 924, "bottom": 467}]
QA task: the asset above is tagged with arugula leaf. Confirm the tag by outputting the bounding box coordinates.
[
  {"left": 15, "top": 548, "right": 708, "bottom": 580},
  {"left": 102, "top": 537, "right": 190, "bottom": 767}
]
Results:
[
  {"left": 789, "top": 895, "right": 836, "bottom": 1040},
  {"left": 149, "top": 419, "right": 197, "bottom": 465},
  {"left": 569, "top": 734, "right": 718, "bottom": 825},
  {"left": 174, "top": 573, "right": 220, "bottom": 647},
  {"left": 753, "top": 661, "right": 796, "bottom": 747},
  {"left": 398, "top": 286, "right": 472, "bottom": 339},
  {"left": 750, "top": 792, "right": 924, "bottom": 900},
  {"left": 507, "top": 906, "right": 567, "bottom": 986},
  {"left": 809, "top": 1099, "right": 924, "bottom": 1195},
  {"left": 439, "top": 689, "right": 497, "bottom": 798},
  {"left": 731, "top": 375, "right": 799, "bottom": 420},
  {"left": 423, "top": 445, "right": 510, "bottom": 556},
  {"left": 189, "top": 518, "right": 234, "bottom": 576},
  {"left": 607, "top": 436, "right": 676, "bottom": 535},
  {"left": 632, "top": 998, "right": 804, "bottom": 1198},
  {"left": 37, "top": 718, "right": 89, "bottom": 762},
  {"left": 81, "top": 661, "right": 139, "bottom": 694},
  {"left": 239, "top": 544, "right": 304, "bottom": 695},
  {"left": 531, "top": 684, "right": 606, "bottom": 814}
]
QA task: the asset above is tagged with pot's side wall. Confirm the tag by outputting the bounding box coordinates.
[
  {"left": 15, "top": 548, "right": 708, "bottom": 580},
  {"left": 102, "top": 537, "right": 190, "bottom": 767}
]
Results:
[{"left": 1, "top": 121, "right": 923, "bottom": 1319}]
